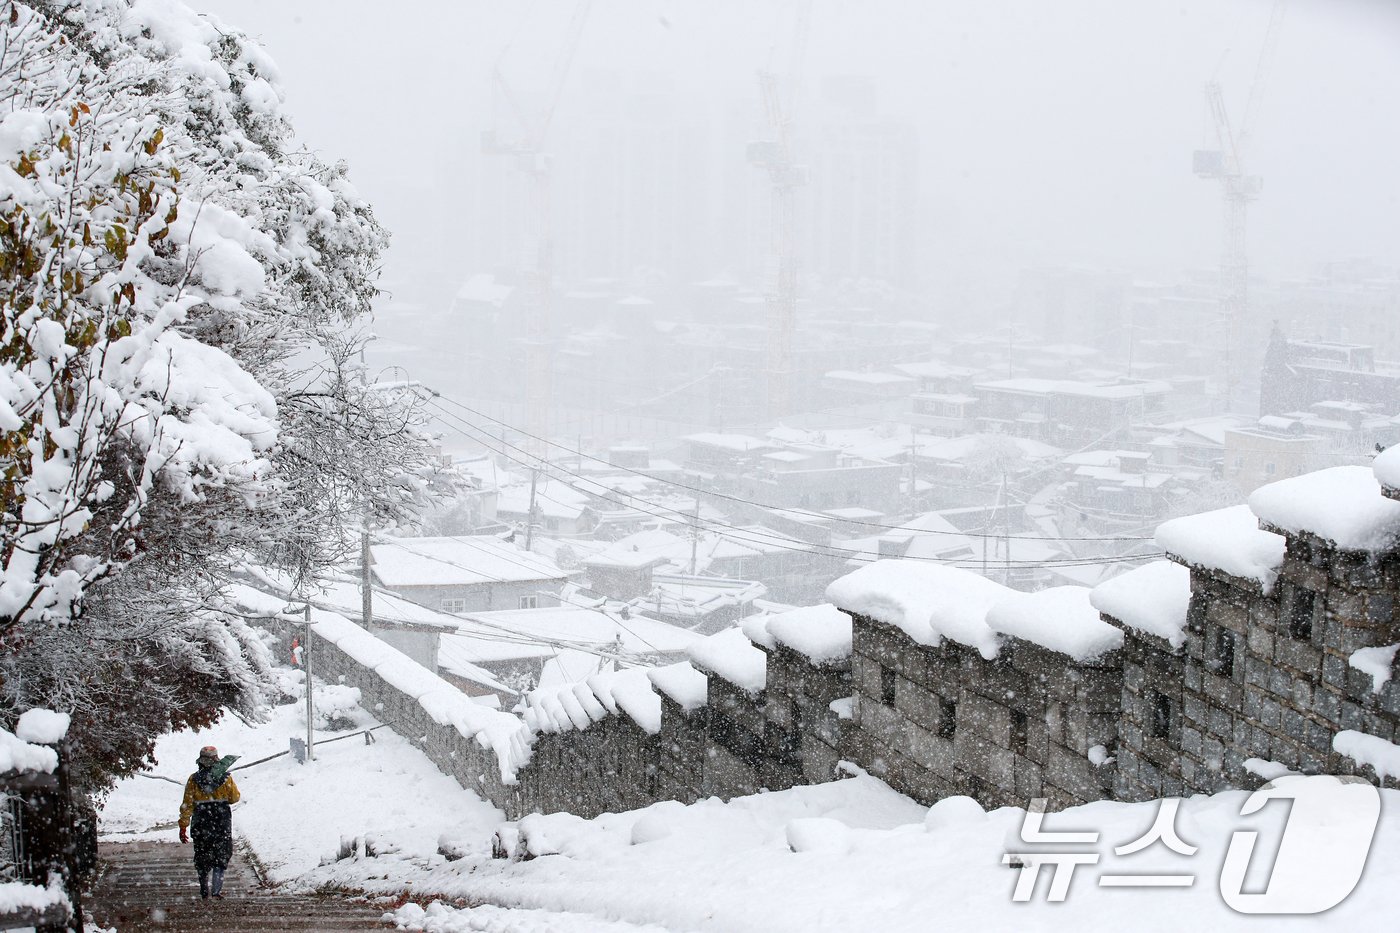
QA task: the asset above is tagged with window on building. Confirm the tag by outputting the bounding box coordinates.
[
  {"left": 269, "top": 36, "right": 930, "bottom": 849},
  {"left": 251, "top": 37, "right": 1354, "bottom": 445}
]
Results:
[
  {"left": 1208, "top": 628, "right": 1238, "bottom": 678},
  {"left": 938, "top": 696, "right": 957, "bottom": 739},
  {"left": 440, "top": 597, "right": 466, "bottom": 613},
  {"left": 880, "top": 666, "right": 898, "bottom": 708},
  {"left": 1148, "top": 690, "right": 1173, "bottom": 740},
  {"left": 518, "top": 595, "right": 539, "bottom": 610},
  {"left": 1283, "top": 585, "right": 1316, "bottom": 641},
  {"left": 1232, "top": 456, "right": 1244, "bottom": 471},
  {"left": 1264, "top": 462, "right": 1277, "bottom": 476},
  {"left": 1010, "top": 708, "right": 1029, "bottom": 756}
]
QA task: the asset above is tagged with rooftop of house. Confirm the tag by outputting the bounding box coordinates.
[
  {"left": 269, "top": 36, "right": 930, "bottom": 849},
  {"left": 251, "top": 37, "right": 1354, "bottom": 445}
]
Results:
[
  {"left": 440, "top": 606, "right": 702, "bottom": 669},
  {"left": 370, "top": 536, "right": 569, "bottom": 589}
]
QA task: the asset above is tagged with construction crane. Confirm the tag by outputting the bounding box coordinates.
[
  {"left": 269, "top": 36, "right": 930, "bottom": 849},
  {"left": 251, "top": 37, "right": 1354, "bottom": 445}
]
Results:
[
  {"left": 749, "top": 0, "right": 813, "bottom": 421},
  {"left": 482, "top": 0, "right": 593, "bottom": 455},
  {"left": 1192, "top": 0, "right": 1287, "bottom": 408}
]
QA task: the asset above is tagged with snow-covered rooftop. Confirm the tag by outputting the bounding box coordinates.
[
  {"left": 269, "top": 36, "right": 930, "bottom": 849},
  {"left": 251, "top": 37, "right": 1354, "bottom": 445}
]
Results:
[
  {"left": 1090, "top": 561, "right": 1192, "bottom": 649},
  {"left": 442, "top": 607, "right": 701, "bottom": 666},
  {"left": 370, "top": 537, "right": 568, "bottom": 588},
  {"left": 1155, "top": 505, "right": 1286, "bottom": 592},
  {"left": 985, "top": 586, "right": 1124, "bottom": 662}
]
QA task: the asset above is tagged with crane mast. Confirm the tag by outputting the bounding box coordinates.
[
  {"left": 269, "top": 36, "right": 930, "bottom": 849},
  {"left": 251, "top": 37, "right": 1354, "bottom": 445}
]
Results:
[
  {"left": 751, "top": 0, "right": 813, "bottom": 421},
  {"left": 482, "top": 1, "right": 593, "bottom": 455},
  {"left": 1193, "top": 0, "right": 1286, "bottom": 409}
]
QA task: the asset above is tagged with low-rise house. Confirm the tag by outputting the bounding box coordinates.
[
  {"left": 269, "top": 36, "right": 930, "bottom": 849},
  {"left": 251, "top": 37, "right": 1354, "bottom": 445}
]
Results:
[{"left": 369, "top": 536, "right": 571, "bottom": 614}]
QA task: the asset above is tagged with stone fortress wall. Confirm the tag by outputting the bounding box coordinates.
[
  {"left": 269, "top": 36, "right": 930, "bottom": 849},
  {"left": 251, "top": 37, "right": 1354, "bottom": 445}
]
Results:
[{"left": 288, "top": 461, "right": 1400, "bottom": 825}]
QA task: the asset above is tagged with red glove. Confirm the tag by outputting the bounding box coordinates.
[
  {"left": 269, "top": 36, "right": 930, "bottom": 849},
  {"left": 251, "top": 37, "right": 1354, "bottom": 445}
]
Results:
[{"left": 179, "top": 827, "right": 189, "bottom": 844}]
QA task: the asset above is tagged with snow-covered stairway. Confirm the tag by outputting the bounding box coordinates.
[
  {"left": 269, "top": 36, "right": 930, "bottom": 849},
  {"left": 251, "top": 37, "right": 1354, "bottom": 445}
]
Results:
[{"left": 87, "top": 842, "right": 395, "bottom": 932}]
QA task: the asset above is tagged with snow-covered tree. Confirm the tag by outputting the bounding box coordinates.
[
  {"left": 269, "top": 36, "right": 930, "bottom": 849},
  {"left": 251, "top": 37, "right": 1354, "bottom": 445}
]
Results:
[{"left": 0, "top": 0, "right": 440, "bottom": 789}]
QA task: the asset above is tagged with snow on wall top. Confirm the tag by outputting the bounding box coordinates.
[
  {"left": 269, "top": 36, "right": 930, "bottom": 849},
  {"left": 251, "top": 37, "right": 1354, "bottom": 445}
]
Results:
[
  {"left": 226, "top": 582, "right": 527, "bottom": 782},
  {"left": 1375, "top": 446, "right": 1400, "bottom": 493},
  {"left": 1089, "top": 561, "right": 1193, "bottom": 649},
  {"left": 825, "top": 561, "right": 1009, "bottom": 658},
  {"left": 1155, "top": 505, "right": 1286, "bottom": 593},
  {"left": 522, "top": 668, "right": 663, "bottom": 737},
  {"left": 687, "top": 627, "right": 766, "bottom": 695},
  {"left": 647, "top": 662, "right": 709, "bottom": 712},
  {"left": 15, "top": 709, "right": 70, "bottom": 746},
  {"left": 1249, "top": 466, "right": 1400, "bottom": 552},
  {"left": 985, "top": 586, "right": 1124, "bottom": 662},
  {"left": 765, "top": 604, "right": 853, "bottom": 665},
  {"left": 0, "top": 725, "right": 59, "bottom": 775}
]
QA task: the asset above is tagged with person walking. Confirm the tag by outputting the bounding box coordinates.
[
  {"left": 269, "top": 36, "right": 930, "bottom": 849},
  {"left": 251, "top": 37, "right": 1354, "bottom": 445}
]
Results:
[{"left": 177, "top": 745, "right": 241, "bottom": 900}]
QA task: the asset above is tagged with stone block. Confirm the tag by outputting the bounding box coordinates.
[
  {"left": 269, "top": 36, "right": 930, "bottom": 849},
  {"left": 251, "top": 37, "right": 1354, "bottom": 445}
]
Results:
[
  {"left": 1303, "top": 719, "right": 1333, "bottom": 753},
  {"left": 1313, "top": 688, "right": 1341, "bottom": 724},
  {"left": 1275, "top": 638, "right": 1322, "bottom": 676},
  {"left": 1321, "top": 652, "right": 1348, "bottom": 689},
  {"left": 906, "top": 721, "right": 956, "bottom": 776},
  {"left": 1014, "top": 756, "right": 1044, "bottom": 801},
  {"left": 960, "top": 691, "right": 1013, "bottom": 746},
  {"left": 1045, "top": 744, "right": 1106, "bottom": 803},
  {"left": 1181, "top": 725, "right": 1202, "bottom": 757},
  {"left": 954, "top": 729, "right": 1016, "bottom": 788},
  {"left": 1246, "top": 625, "right": 1274, "bottom": 661},
  {"left": 894, "top": 677, "right": 950, "bottom": 735}
]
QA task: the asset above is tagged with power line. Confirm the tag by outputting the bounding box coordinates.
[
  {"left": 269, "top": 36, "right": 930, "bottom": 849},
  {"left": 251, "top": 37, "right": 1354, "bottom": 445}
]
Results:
[
  {"left": 433, "top": 400, "right": 1160, "bottom": 570},
  {"left": 423, "top": 399, "right": 1162, "bottom": 571},
  {"left": 423, "top": 388, "right": 1160, "bottom": 543}
]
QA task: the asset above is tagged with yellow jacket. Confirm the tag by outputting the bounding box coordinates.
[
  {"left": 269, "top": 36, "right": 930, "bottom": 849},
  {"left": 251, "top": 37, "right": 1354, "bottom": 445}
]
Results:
[{"left": 178, "top": 773, "right": 241, "bottom": 829}]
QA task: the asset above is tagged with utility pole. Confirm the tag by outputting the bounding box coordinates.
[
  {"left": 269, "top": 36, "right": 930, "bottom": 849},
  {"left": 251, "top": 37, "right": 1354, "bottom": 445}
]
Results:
[
  {"left": 689, "top": 489, "right": 701, "bottom": 575},
  {"left": 361, "top": 526, "right": 373, "bottom": 633},
  {"left": 525, "top": 467, "right": 540, "bottom": 551},
  {"left": 303, "top": 599, "right": 315, "bottom": 762}
]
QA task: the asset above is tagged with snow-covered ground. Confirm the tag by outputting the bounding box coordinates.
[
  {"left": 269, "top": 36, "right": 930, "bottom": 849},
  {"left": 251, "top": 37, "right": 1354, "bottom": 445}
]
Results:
[
  {"left": 103, "top": 669, "right": 1400, "bottom": 931},
  {"left": 100, "top": 670, "right": 502, "bottom": 883},
  {"left": 326, "top": 774, "right": 1397, "bottom": 933}
]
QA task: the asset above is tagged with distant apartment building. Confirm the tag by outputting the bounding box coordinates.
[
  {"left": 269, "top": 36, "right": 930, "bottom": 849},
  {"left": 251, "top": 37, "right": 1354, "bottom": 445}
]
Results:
[
  {"left": 973, "top": 377, "right": 1171, "bottom": 448},
  {"left": 1223, "top": 421, "right": 1327, "bottom": 495}
]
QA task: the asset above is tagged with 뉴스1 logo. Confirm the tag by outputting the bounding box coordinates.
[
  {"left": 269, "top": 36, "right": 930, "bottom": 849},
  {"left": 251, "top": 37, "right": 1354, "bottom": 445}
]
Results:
[{"left": 1003, "top": 774, "right": 1380, "bottom": 913}]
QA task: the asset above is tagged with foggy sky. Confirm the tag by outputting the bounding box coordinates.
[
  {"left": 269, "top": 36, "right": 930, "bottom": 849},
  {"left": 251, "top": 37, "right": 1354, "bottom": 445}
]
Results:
[{"left": 194, "top": 0, "right": 1400, "bottom": 301}]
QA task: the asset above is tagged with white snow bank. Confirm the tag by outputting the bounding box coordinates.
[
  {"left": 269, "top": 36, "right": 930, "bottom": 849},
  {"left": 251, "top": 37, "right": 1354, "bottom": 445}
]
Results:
[
  {"left": 1156, "top": 505, "right": 1286, "bottom": 592},
  {"left": 1250, "top": 466, "right": 1400, "bottom": 552},
  {"left": 986, "top": 586, "right": 1123, "bottom": 662},
  {"left": 1375, "top": 445, "right": 1400, "bottom": 492},
  {"left": 1350, "top": 645, "right": 1399, "bottom": 694},
  {"left": 15, "top": 708, "right": 70, "bottom": 745},
  {"left": 351, "top": 774, "right": 1400, "bottom": 933},
  {"left": 687, "top": 628, "right": 766, "bottom": 694},
  {"left": 826, "top": 561, "right": 1009, "bottom": 658},
  {"left": 1089, "top": 561, "right": 1192, "bottom": 648},
  {"left": 646, "top": 662, "right": 708, "bottom": 712},
  {"left": 1334, "top": 730, "right": 1400, "bottom": 783},
  {"left": 765, "top": 604, "right": 852, "bottom": 664},
  {"left": 0, "top": 725, "right": 59, "bottom": 775}
]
